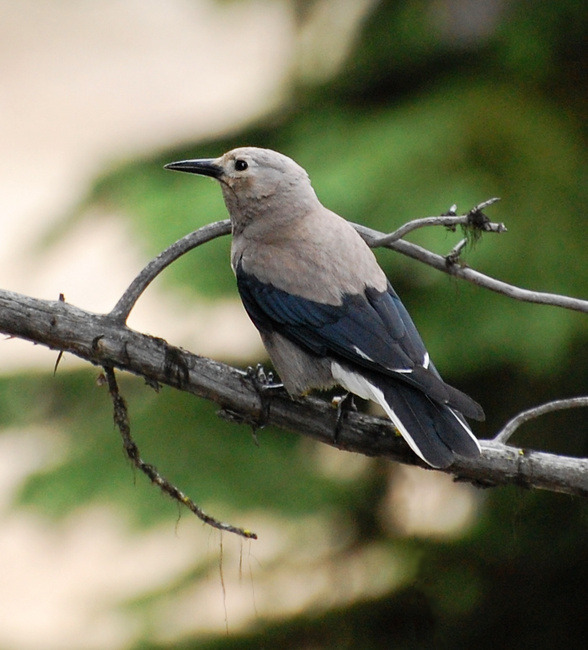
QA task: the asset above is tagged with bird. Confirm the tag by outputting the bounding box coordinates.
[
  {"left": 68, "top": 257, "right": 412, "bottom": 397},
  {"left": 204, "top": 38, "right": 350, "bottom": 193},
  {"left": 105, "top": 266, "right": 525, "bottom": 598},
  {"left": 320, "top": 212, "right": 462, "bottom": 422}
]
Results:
[{"left": 165, "top": 147, "right": 484, "bottom": 468}]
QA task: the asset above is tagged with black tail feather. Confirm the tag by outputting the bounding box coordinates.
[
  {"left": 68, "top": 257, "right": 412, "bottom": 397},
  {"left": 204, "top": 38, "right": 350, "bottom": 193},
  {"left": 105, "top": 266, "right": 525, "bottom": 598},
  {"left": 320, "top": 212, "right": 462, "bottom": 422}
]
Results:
[{"left": 379, "top": 379, "right": 481, "bottom": 468}]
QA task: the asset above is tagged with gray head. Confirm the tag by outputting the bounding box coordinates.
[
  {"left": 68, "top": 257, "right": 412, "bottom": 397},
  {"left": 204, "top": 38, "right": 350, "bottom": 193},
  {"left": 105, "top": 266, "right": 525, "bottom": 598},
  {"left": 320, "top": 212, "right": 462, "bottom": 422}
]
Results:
[{"left": 165, "top": 147, "right": 319, "bottom": 233}]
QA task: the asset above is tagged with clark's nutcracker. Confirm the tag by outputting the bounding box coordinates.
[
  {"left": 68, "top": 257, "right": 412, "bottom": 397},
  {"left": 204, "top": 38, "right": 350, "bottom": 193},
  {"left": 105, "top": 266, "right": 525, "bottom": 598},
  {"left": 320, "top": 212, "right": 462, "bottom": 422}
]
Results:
[{"left": 165, "top": 147, "right": 484, "bottom": 467}]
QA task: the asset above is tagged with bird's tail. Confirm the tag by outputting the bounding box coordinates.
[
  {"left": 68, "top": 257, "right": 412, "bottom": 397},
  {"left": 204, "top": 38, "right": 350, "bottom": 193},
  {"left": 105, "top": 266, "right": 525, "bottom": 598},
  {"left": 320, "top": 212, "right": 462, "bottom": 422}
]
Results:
[
  {"left": 376, "top": 379, "right": 481, "bottom": 468},
  {"left": 331, "top": 363, "right": 482, "bottom": 468}
]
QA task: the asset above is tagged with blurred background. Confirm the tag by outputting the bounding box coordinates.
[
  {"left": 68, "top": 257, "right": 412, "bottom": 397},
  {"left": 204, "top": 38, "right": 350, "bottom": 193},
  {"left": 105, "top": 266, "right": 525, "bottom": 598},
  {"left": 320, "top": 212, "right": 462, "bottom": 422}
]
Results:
[{"left": 1, "top": 0, "right": 588, "bottom": 648}]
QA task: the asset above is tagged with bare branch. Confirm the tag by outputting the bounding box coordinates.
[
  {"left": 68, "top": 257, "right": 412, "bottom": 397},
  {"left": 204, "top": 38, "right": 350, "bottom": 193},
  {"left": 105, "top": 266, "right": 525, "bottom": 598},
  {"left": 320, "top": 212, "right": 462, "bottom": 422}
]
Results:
[
  {"left": 106, "top": 201, "right": 505, "bottom": 326},
  {"left": 445, "top": 238, "right": 468, "bottom": 265},
  {"left": 355, "top": 226, "right": 588, "bottom": 314},
  {"left": 370, "top": 198, "right": 505, "bottom": 246},
  {"left": 108, "top": 219, "right": 232, "bottom": 324},
  {"left": 103, "top": 364, "right": 256, "bottom": 539},
  {"left": 1, "top": 288, "right": 588, "bottom": 498},
  {"left": 494, "top": 397, "right": 588, "bottom": 444}
]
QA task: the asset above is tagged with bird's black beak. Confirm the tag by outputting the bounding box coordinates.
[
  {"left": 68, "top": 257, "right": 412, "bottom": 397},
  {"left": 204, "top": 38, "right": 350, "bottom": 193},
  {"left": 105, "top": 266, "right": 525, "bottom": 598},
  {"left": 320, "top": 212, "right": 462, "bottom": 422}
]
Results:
[{"left": 164, "top": 158, "right": 223, "bottom": 179}]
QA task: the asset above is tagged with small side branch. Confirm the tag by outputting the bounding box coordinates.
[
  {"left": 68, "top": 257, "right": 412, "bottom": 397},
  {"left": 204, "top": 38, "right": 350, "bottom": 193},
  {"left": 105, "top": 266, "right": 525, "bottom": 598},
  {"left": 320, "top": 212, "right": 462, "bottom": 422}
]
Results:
[
  {"left": 355, "top": 226, "right": 588, "bottom": 314},
  {"left": 106, "top": 200, "right": 505, "bottom": 326},
  {"left": 494, "top": 397, "right": 588, "bottom": 444},
  {"left": 103, "top": 363, "right": 256, "bottom": 539},
  {"left": 370, "top": 198, "right": 505, "bottom": 246},
  {"left": 108, "top": 219, "right": 232, "bottom": 324}
]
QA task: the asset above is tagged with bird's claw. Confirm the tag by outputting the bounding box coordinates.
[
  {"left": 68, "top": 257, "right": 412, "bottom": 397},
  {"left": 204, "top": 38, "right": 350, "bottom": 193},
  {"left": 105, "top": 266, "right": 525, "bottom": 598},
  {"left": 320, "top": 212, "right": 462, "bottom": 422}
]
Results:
[
  {"left": 332, "top": 392, "right": 357, "bottom": 443},
  {"left": 245, "top": 364, "right": 283, "bottom": 390},
  {"left": 245, "top": 364, "right": 284, "bottom": 432}
]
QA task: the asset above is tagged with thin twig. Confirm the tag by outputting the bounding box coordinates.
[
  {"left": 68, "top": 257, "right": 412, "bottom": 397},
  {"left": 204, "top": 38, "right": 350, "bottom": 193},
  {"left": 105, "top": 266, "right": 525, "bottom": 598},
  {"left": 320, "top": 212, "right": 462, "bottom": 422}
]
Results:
[
  {"left": 108, "top": 219, "right": 232, "bottom": 324},
  {"left": 445, "top": 238, "right": 468, "bottom": 265},
  {"left": 102, "top": 364, "right": 257, "bottom": 540},
  {"left": 494, "top": 397, "right": 588, "bottom": 444},
  {"left": 371, "top": 199, "right": 505, "bottom": 246},
  {"left": 355, "top": 226, "right": 588, "bottom": 314}
]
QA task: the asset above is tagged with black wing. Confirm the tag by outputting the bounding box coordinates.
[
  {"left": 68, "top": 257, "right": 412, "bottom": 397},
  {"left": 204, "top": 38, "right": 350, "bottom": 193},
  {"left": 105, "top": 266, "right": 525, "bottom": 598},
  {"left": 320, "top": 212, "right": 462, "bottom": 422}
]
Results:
[{"left": 236, "top": 261, "right": 483, "bottom": 420}]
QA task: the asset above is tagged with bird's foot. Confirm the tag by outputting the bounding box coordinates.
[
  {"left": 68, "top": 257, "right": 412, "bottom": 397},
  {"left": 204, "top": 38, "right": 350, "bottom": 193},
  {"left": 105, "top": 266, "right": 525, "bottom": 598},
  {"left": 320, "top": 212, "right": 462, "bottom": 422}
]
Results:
[
  {"left": 245, "top": 364, "right": 284, "bottom": 433},
  {"left": 332, "top": 392, "right": 357, "bottom": 443},
  {"left": 245, "top": 363, "right": 283, "bottom": 390}
]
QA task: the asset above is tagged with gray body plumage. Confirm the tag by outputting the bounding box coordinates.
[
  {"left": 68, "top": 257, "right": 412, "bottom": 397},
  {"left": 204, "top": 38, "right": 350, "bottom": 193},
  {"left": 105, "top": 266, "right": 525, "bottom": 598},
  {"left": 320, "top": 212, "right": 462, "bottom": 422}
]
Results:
[
  {"left": 232, "top": 198, "right": 385, "bottom": 395},
  {"left": 165, "top": 147, "right": 484, "bottom": 468}
]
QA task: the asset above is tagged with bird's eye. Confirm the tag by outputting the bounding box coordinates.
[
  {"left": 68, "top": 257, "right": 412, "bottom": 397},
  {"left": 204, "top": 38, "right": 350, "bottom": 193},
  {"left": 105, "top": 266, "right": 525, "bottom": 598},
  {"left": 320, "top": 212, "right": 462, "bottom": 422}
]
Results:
[{"left": 235, "top": 159, "right": 248, "bottom": 171}]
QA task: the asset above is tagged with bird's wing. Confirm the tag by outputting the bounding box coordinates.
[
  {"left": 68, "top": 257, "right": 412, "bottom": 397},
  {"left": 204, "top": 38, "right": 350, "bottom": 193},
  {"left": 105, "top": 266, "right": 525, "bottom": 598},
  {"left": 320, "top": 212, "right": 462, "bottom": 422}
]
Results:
[{"left": 236, "top": 262, "right": 483, "bottom": 420}]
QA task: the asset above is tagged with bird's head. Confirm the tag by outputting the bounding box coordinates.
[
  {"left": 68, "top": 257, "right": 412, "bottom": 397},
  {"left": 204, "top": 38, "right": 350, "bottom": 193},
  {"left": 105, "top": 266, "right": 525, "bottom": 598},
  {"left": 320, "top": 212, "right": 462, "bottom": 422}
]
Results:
[{"left": 165, "top": 147, "right": 318, "bottom": 232}]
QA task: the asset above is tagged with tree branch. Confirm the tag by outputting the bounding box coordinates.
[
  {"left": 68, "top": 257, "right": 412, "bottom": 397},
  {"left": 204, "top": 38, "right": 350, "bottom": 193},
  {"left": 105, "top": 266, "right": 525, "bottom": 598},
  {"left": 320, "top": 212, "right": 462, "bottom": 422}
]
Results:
[
  {"left": 1, "top": 288, "right": 587, "bottom": 498},
  {"left": 494, "top": 397, "right": 588, "bottom": 444},
  {"left": 108, "top": 211, "right": 588, "bottom": 330},
  {"left": 369, "top": 198, "right": 505, "bottom": 246},
  {"left": 2, "top": 207, "right": 588, "bottom": 537},
  {"left": 109, "top": 219, "right": 232, "bottom": 324},
  {"left": 101, "top": 363, "right": 256, "bottom": 539},
  {"left": 356, "top": 226, "right": 588, "bottom": 314}
]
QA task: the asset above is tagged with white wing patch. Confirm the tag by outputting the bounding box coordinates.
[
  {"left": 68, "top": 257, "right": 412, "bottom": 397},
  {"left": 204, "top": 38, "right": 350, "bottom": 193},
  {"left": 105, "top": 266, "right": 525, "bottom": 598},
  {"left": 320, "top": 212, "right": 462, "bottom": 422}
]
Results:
[
  {"left": 352, "top": 345, "right": 414, "bottom": 374},
  {"left": 352, "top": 346, "right": 374, "bottom": 362}
]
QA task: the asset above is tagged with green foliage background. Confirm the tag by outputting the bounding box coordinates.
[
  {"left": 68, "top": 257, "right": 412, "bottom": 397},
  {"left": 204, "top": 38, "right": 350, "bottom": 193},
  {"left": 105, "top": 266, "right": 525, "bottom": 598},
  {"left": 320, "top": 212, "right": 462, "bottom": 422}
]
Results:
[{"left": 5, "top": 1, "right": 588, "bottom": 647}]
